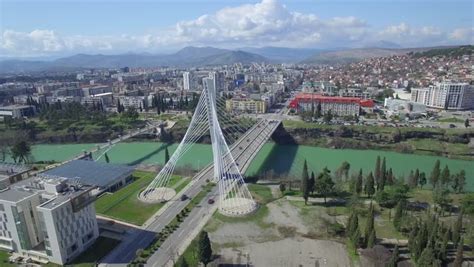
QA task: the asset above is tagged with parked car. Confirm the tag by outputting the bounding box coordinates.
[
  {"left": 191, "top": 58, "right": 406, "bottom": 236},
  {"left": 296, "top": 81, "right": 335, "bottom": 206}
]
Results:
[
  {"left": 181, "top": 194, "right": 188, "bottom": 201},
  {"left": 208, "top": 198, "right": 215, "bottom": 204}
]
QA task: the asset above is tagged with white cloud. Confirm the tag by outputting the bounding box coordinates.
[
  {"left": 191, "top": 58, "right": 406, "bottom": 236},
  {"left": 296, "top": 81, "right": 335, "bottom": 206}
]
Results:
[
  {"left": 0, "top": 0, "right": 471, "bottom": 57},
  {"left": 376, "top": 23, "right": 456, "bottom": 47},
  {"left": 449, "top": 27, "right": 474, "bottom": 43}
]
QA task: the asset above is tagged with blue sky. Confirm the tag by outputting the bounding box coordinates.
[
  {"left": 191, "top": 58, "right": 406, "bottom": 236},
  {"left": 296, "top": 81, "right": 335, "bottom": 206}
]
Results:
[{"left": 0, "top": 0, "right": 472, "bottom": 57}]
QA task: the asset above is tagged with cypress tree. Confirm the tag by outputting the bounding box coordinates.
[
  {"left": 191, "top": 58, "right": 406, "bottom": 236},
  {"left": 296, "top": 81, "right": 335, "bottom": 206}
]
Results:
[
  {"left": 197, "top": 231, "right": 212, "bottom": 266},
  {"left": 418, "top": 247, "right": 434, "bottom": 266},
  {"left": 430, "top": 160, "right": 441, "bottom": 188},
  {"left": 375, "top": 156, "right": 381, "bottom": 186},
  {"left": 387, "top": 245, "right": 399, "bottom": 267},
  {"left": 104, "top": 152, "right": 110, "bottom": 163},
  {"left": 387, "top": 168, "right": 394, "bottom": 185},
  {"left": 453, "top": 238, "right": 464, "bottom": 267},
  {"left": 380, "top": 157, "right": 386, "bottom": 191},
  {"left": 347, "top": 210, "right": 359, "bottom": 238},
  {"left": 309, "top": 171, "right": 315, "bottom": 195},
  {"left": 452, "top": 210, "right": 463, "bottom": 247},
  {"left": 351, "top": 226, "right": 361, "bottom": 250},
  {"left": 355, "top": 169, "right": 363, "bottom": 195},
  {"left": 367, "top": 228, "right": 376, "bottom": 248},
  {"left": 440, "top": 228, "right": 450, "bottom": 262},
  {"left": 419, "top": 172, "right": 427, "bottom": 189},
  {"left": 301, "top": 160, "right": 309, "bottom": 205},
  {"left": 364, "top": 203, "right": 375, "bottom": 247},
  {"left": 165, "top": 146, "right": 170, "bottom": 164},
  {"left": 440, "top": 165, "right": 451, "bottom": 187},
  {"left": 365, "top": 172, "right": 375, "bottom": 198},
  {"left": 393, "top": 200, "right": 403, "bottom": 231}
]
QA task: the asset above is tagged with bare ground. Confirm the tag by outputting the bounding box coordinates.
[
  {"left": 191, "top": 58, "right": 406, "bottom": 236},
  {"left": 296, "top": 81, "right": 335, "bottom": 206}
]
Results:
[{"left": 208, "top": 198, "right": 351, "bottom": 267}]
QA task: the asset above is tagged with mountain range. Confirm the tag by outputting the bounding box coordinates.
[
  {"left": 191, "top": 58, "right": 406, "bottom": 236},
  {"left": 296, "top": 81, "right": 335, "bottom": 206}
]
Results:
[{"left": 0, "top": 44, "right": 463, "bottom": 74}]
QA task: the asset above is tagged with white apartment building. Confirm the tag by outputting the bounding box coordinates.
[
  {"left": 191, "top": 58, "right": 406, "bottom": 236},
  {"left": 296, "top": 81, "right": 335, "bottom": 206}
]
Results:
[
  {"left": 0, "top": 177, "right": 99, "bottom": 265},
  {"left": 411, "top": 82, "right": 474, "bottom": 110},
  {"left": 183, "top": 72, "right": 191, "bottom": 90}
]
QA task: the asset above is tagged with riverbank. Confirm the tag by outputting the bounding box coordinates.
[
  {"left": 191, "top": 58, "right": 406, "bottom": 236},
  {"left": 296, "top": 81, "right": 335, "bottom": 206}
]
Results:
[{"left": 5, "top": 141, "right": 474, "bottom": 191}]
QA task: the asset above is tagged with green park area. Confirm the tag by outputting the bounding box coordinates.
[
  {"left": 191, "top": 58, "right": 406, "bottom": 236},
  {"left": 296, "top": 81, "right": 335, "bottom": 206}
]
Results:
[{"left": 95, "top": 170, "right": 190, "bottom": 225}]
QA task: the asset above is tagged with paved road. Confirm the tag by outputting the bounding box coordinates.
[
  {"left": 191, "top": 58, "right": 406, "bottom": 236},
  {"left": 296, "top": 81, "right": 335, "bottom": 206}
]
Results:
[{"left": 100, "top": 119, "right": 280, "bottom": 266}]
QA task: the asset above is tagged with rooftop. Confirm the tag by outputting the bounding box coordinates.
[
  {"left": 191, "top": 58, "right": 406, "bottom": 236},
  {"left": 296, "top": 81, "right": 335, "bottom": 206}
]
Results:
[{"left": 43, "top": 160, "right": 134, "bottom": 188}]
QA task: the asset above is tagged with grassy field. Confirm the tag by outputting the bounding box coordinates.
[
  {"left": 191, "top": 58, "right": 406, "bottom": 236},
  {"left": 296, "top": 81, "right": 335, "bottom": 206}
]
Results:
[
  {"left": 70, "top": 237, "right": 120, "bottom": 267},
  {"left": 94, "top": 170, "right": 188, "bottom": 225}
]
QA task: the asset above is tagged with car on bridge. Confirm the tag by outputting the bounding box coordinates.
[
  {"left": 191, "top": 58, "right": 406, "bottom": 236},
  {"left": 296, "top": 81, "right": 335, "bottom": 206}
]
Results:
[{"left": 208, "top": 198, "right": 215, "bottom": 204}]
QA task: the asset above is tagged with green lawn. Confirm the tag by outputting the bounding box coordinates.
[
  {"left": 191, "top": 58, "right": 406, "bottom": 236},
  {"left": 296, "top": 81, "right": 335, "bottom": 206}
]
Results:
[
  {"left": 70, "top": 237, "right": 120, "bottom": 267},
  {"left": 94, "top": 170, "right": 187, "bottom": 225},
  {"left": 0, "top": 250, "right": 14, "bottom": 267}
]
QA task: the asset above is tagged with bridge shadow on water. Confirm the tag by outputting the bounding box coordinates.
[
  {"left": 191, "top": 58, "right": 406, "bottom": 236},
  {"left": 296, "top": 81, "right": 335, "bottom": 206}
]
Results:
[
  {"left": 254, "top": 124, "right": 301, "bottom": 180},
  {"left": 127, "top": 142, "right": 171, "bottom": 166}
]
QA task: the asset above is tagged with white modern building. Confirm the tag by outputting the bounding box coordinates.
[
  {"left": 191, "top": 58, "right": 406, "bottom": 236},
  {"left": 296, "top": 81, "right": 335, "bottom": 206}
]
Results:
[
  {"left": 0, "top": 177, "right": 99, "bottom": 265},
  {"left": 202, "top": 77, "right": 216, "bottom": 96},
  {"left": 411, "top": 82, "right": 474, "bottom": 110},
  {"left": 183, "top": 72, "right": 191, "bottom": 91},
  {"left": 208, "top": 71, "right": 225, "bottom": 92}
]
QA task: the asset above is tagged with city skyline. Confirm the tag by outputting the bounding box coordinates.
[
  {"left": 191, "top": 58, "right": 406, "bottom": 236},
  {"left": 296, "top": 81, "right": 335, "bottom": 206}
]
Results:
[{"left": 1, "top": 0, "right": 473, "bottom": 57}]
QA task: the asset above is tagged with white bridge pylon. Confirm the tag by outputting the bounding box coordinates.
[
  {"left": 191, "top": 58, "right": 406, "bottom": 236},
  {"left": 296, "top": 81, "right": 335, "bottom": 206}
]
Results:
[{"left": 139, "top": 86, "right": 257, "bottom": 216}]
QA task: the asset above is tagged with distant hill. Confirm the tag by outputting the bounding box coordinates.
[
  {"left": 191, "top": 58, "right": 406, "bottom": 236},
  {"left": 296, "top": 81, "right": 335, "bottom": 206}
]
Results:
[
  {"left": 411, "top": 45, "right": 473, "bottom": 58},
  {"left": 300, "top": 46, "right": 463, "bottom": 65},
  {"left": 0, "top": 46, "right": 270, "bottom": 73},
  {"left": 240, "top": 46, "right": 328, "bottom": 62}
]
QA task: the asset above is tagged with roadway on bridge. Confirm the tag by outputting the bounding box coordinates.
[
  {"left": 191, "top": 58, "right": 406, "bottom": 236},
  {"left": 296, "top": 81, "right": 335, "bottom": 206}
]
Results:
[{"left": 99, "top": 119, "right": 280, "bottom": 266}]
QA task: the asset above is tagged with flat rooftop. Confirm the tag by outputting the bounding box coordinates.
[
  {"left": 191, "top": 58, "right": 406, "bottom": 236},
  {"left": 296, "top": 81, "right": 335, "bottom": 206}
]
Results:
[{"left": 43, "top": 160, "right": 134, "bottom": 188}]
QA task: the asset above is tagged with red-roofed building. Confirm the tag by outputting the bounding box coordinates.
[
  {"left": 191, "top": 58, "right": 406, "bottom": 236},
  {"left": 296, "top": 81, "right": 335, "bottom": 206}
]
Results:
[{"left": 289, "top": 93, "right": 374, "bottom": 116}]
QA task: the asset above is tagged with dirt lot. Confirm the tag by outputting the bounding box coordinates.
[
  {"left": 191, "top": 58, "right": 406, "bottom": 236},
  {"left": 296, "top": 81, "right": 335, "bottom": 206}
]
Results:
[{"left": 207, "top": 199, "right": 351, "bottom": 267}]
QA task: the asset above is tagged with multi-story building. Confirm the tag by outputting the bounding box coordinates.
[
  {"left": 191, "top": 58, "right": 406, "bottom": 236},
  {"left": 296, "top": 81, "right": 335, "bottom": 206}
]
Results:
[
  {"left": 0, "top": 105, "right": 36, "bottom": 119},
  {"left": 225, "top": 98, "right": 267, "bottom": 114},
  {"left": 0, "top": 163, "right": 33, "bottom": 190},
  {"left": 0, "top": 177, "right": 98, "bottom": 265},
  {"left": 208, "top": 71, "right": 225, "bottom": 92},
  {"left": 289, "top": 93, "right": 363, "bottom": 116},
  {"left": 183, "top": 72, "right": 191, "bottom": 91},
  {"left": 411, "top": 82, "right": 474, "bottom": 110}
]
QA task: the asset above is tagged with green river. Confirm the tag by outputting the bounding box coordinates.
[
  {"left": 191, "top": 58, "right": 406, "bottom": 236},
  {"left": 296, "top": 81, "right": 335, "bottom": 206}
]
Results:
[{"left": 6, "top": 142, "right": 474, "bottom": 191}]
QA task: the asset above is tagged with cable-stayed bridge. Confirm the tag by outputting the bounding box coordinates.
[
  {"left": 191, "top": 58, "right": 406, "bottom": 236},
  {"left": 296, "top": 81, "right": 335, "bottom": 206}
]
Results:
[{"left": 101, "top": 87, "right": 281, "bottom": 266}]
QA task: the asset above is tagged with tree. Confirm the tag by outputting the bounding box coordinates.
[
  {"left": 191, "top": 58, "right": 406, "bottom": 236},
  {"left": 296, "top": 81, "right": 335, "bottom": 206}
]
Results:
[
  {"left": 419, "top": 172, "right": 427, "bottom": 189},
  {"left": 453, "top": 238, "right": 464, "bottom": 267},
  {"left": 418, "top": 247, "right": 434, "bottom": 266},
  {"left": 323, "top": 109, "right": 333, "bottom": 123},
  {"left": 440, "top": 165, "right": 450, "bottom": 187},
  {"left": 465, "top": 118, "right": 470, "bottom": 128},
  {"left": 10, "top": 140, "right": 31, "bottom": 164},
  {"left": 430, "top": 160, "right": 441, "bottom": 188},
  {"left": 315, "top": 167, "right": 334, "bottom": 204},
  {"left": 351, "top": 226, "right": 361, "bottom": 250},
  {"left": 197, "top": 231, "right": 212, "bottom": 266},
  {"left": 375, "top": 156, "right": 381, "bottom": 187},
  {"left": 104, "top": 152, "right": 110, "bottom": 163},
  {"left": 315, "top": 102, "right": 322, "bottom": 118},
  {"left": 452, "top": 170, "right": 466, "bottom": 193},
  {"left": 432, "top": 187, "right": 451, "bottom": 212},
  {"left": 347, "top": 210, "right": 359, "bottom": 238},
  {"left": 309, "top": 171, "right": 315, "bottom": 195},
  {"left": 364, "top": 172, "right": 375, "bottom": 198},
  {"left": 176, "top": 257, "right": 189, "bottom": 267},
  {"left": 452, "top": 211, "right": 463, "bottom": 248},
  {"left": 367, "top": 228, "right": 376, "bottom": 248},
  {"left": 165, "top": 146, "right": 170, "bottom": 164},
  {"left": 279, "top": 183, "right": 286, "bottom": 193},
  {"left": 301, "top": 160, "right": 310, "bottom": 205},
  {"left": 387, "top": 245, "right": 399, "bottom": 267},
  {"left": 355, "top": 169, "right": 363, "bottom": 195},
  {"left": 440, "top": 228, "right": 450, "bottom": 262},
  {"left": 364, "top": 203, "right": 375, "bottom": 247},
  {"left": 380, "top": 157, "right": 386, "bottom": 191},
  {"left": 393, "top": 200, "right": 403, "bottom": 231},
  {"left": 336, "top": 161, "right": 351, "bottom": 181}
]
